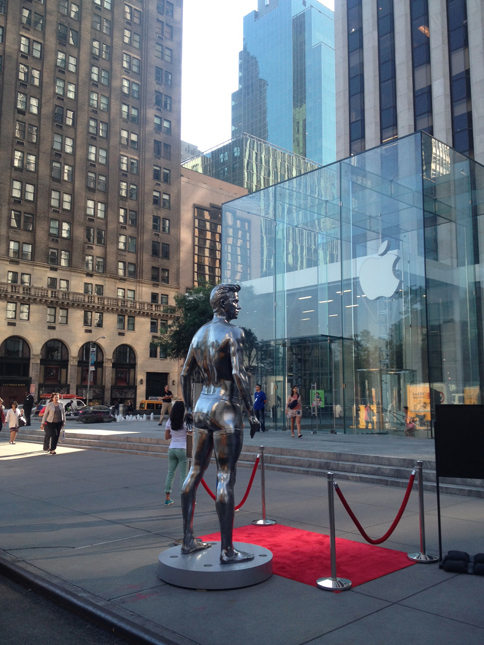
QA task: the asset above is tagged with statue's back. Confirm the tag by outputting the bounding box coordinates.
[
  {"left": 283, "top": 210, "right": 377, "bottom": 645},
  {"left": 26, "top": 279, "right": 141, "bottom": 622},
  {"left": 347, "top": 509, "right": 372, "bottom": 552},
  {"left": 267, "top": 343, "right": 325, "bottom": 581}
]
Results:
[{"left": 191, "top": 319, "right": 237, "bottom": 391}]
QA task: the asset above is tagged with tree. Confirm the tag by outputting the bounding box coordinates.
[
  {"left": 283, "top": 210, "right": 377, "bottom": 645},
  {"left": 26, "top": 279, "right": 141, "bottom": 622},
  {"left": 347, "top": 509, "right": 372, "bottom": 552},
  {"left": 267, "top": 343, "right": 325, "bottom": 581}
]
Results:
[
  {"left": 241, "top": 327, "right": 258, "bottom": 373},
  {"left": 154, "top": 284, "right": 213, "bottom": 360}
]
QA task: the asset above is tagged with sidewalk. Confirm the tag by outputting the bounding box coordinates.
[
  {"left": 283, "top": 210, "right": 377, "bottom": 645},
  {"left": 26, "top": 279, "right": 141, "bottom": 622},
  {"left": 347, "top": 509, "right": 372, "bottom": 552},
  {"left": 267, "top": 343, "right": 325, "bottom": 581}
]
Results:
[
  {"left": 31, "top": 415, "right": 439, "bottom": 459},
  {"left": 0, "top": 432, "right": 483, "bottom": 645}
]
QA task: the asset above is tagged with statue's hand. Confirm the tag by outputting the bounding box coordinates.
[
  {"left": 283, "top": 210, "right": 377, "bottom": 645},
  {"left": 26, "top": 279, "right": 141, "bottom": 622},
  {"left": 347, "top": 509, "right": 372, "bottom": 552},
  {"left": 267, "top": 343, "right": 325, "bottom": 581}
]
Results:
[
  {"left": 249, "top": 415, "right": 260, "bottom": 439},
  {"left": 184, "top": 410, "right": 193, "bottom": 428}
]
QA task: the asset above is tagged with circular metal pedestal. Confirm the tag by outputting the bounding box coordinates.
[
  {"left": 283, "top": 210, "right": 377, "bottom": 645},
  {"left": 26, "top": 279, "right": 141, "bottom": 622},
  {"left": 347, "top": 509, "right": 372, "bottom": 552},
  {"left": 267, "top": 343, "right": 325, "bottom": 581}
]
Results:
[
  {"left": 158, "top": 542, "right": 273, "bottom": 590},
  {"left": 407, "top": 552, "right": 439, "bottom": 563},
  {"left": 317, "top": 577, "right": 352, "bottom": 591},
  {"left": 252, "top": 519, "right": 276, "bottom": 526}
]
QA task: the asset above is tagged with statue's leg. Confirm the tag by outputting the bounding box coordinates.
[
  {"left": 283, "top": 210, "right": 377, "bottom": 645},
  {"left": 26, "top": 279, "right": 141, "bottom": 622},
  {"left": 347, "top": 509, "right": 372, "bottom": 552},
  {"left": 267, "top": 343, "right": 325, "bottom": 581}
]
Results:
[
  {"left": 213, "top": 429, "right": 254, "bottom": 563},
  {"left": 181, "top": 428, "right": 213, "bottom": 554}
]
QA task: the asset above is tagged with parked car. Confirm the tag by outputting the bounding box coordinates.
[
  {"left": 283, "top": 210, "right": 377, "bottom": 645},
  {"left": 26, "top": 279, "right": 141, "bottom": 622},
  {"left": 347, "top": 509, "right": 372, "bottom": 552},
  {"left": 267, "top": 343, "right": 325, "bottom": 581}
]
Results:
[
  {"left": 77, "top": 405, "right": 115, "bottom": 423},
  {"left": 35, "top": 395, "right": 86, "bottom": 417}
]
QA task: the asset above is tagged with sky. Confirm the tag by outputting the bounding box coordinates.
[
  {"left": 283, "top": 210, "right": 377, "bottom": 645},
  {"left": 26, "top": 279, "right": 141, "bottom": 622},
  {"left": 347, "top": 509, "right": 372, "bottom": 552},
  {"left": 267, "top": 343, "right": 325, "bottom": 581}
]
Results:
[{"left": 181, "top": 0, "right": 334, "bottom": 153}]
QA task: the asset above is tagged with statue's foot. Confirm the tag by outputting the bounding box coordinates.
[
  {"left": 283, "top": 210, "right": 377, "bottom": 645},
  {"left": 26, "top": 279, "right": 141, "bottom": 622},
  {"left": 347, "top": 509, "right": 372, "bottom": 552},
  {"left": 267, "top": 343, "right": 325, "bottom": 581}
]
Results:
[
  {"left": 181, "top": 538, "right": 213, "bottom": 554},
  {"left": 220, "top": 548, "right": 254, "bottom": 564}
]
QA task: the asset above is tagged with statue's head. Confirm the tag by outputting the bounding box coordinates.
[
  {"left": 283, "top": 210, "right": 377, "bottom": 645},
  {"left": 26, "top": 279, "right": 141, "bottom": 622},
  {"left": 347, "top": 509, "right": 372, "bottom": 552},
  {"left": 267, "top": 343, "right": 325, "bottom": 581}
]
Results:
[{"left": 210, "top": 284, "right": 241, "bottom": 321}]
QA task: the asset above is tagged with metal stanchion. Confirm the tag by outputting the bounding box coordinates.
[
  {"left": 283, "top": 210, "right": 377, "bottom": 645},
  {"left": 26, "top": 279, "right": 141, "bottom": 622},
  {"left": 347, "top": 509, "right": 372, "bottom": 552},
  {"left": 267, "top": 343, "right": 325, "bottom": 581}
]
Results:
[
  {"left": 252, "top": 446, "right": 276, "bottom": 526},
  {"left": 408, "top": 461, "right": 439, "bottom": 563},
  {"left": 317, "top": 472, "right": 352, "bottom": 591}
]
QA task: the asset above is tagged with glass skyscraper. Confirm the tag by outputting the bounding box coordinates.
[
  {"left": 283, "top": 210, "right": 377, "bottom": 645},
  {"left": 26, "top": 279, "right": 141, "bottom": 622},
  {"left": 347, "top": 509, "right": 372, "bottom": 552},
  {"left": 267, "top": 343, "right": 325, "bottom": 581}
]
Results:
[
  {"left": 232, "top": 0, "right": 336, "bottom": 166},
  {"left": 182, "top": 134, "right": 320, "bottom": 194}
]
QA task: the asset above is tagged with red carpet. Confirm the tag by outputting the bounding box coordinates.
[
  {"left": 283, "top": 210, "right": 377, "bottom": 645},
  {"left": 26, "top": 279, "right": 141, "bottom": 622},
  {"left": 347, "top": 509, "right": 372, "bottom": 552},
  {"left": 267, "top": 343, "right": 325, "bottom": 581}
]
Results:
[{"left": 201, "top": 524, "right": 414, "bottom": 588}]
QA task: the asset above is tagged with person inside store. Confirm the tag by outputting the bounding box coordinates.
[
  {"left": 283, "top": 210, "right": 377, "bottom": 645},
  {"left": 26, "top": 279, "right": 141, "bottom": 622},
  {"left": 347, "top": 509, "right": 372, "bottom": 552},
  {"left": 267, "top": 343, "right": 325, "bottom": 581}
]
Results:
[
  {"left": 286, "top": 385, "right": 302, "bottom": 438},
  {"left": 158, "top": 384, "right": 174, "bottom": 426},
  {"left": 253, "top": 384, "right": 267, "bottom": 432}
]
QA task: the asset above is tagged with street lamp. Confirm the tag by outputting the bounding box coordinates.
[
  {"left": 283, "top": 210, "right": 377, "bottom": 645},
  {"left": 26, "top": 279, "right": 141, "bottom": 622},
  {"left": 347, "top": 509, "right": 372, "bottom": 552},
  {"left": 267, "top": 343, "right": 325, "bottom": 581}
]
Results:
[{"left": 86, "top": 336, "right": 106, "bottom": 407}]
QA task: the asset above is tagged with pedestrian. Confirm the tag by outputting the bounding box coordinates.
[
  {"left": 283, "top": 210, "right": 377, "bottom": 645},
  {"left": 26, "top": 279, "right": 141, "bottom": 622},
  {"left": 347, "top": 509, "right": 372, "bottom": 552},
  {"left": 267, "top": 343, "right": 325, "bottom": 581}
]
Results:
[
  {"left": 403, "top": 406, "right": 415, "bottom": 437},
  {"left": 158, "top": 384, "right": 173, "bottom": 426},
  {"left": 163, "top": 401, "right": 191, "bottom": 506},
  {"left": 4, "top": 401, "right": 21, "bottom": 444},
  {"left": 364, "top": 403, "right": 372, "bottom": 429},
  {"left": 23, "top": 391, "right": 34, "bottom": 426},
  {"left": 254, "top": 384, "right": 267, "bottom": 432},
  {"left": 41, "top": 393, "right": 66, "bottom": 455},
  {"left": 0, "top": 398, "right": 5, "bottom": 428},
  {"left": 286, "top": 386, "right": 302, "bottom": 438}
]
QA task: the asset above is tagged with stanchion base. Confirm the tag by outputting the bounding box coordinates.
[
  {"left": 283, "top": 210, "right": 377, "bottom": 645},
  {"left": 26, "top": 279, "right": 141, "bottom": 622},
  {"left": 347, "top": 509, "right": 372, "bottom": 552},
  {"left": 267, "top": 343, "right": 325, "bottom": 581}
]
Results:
[
  {"left": 252, "top": 519, "right": 276, "bottom": 526},
  {"left": 316, "top": 577, "right": 352, "bottom": 591},
  {"left": 407, "top": 552, "right": 439, "bottom": 563}
]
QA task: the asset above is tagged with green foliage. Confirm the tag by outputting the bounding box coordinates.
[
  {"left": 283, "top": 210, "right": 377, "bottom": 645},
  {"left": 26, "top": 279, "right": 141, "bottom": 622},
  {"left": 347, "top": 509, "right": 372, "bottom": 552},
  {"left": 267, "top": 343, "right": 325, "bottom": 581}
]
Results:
[
  {"left": 153, "top": 284, "right": 213, "bottom": 360},
  {"left": 241, "top": 327, "right": 258, "bottom": 372}
]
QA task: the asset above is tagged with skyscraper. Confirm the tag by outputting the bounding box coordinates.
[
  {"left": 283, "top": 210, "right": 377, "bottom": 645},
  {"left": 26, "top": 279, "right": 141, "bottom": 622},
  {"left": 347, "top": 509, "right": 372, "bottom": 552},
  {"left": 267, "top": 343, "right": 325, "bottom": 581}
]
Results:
[
  {"left": 231, "top": 0, "right": 336, "bottom": 166},
  {"left": 336, "top": 0, "right": 484, "bottom": 163},
  {"left": 0, "top": 0, "right": 182, "bottom": 406}
]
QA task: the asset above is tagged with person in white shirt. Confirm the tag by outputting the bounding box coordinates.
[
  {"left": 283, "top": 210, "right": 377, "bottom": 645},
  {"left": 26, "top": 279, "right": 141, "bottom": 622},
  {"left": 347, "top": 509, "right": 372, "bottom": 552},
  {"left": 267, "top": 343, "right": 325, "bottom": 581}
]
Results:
[
  {"left": 163, "top": 401, "right": 191, "bottom": 506},
  {"left": 4, "top": 401, "right": 21, "bottom": 444}
]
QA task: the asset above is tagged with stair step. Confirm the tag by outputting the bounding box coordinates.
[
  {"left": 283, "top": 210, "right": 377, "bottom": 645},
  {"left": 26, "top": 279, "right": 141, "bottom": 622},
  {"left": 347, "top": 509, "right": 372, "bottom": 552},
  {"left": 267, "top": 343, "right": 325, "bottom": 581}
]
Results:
[{"left": 15, "top": 432, "right": 484, "bottom": 498}]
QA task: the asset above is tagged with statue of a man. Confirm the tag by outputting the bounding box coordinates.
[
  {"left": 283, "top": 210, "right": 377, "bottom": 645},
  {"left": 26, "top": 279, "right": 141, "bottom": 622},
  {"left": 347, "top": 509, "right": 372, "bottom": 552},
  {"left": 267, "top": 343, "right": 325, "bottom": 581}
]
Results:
[{"left": 180, "top": 284, "right": 259, "bottom": 563}]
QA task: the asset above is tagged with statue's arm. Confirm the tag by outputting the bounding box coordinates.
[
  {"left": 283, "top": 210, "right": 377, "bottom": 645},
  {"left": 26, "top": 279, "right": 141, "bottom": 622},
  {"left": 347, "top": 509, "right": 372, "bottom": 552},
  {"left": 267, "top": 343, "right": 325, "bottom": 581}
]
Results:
[
  {"left": 180, "top": 343, "right": 196, "bottom": 413},
  {"left": 230, "top": 330, "right": 254, "bottom": 416}
]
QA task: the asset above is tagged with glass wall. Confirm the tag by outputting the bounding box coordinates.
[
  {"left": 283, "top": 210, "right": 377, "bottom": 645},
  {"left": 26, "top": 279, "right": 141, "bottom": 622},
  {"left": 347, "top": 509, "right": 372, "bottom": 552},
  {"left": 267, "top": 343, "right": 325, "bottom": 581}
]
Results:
[{"left": 221, "top": 132, "right": 482, "bottom": 437}]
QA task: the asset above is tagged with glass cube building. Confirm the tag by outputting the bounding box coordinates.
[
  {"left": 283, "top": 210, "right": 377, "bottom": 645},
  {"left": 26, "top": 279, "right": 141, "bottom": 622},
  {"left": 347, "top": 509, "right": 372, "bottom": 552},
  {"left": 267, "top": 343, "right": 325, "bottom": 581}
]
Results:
[{"left": 221, "top": 133, "right": 484, "bottom": 436}]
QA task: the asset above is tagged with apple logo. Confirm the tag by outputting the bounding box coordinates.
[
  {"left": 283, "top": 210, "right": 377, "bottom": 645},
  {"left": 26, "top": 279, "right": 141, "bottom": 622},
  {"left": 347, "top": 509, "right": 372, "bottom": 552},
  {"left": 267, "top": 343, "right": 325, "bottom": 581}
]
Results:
[{"left": 358, "top": 241, "right": 400, "bottom": 300}]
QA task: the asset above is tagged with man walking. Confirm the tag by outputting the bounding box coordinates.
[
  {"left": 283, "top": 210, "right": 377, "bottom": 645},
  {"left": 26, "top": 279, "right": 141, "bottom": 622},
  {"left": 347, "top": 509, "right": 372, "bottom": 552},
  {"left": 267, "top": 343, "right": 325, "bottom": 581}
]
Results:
[
  {"left": 23, "top": 391, "right": 34, "bottom": 426},
  {"left": 158, "top": 384, "right": 173, "bottom": 426},
  {"left": 180, "top": 283, "right": 259, "bottom": 563},
  {"left": 254, "top": 384, "right": 267, "bottom": 432}
]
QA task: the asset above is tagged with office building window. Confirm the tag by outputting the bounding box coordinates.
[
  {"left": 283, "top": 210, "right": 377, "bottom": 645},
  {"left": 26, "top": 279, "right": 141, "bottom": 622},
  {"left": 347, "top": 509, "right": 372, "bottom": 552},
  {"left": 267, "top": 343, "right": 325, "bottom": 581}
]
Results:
[
  {"left": 348, "top": 0, "right": 365, "bottom": 154},
  {"left": 446, "top": 0, "right": 473, "bottom": 156}
]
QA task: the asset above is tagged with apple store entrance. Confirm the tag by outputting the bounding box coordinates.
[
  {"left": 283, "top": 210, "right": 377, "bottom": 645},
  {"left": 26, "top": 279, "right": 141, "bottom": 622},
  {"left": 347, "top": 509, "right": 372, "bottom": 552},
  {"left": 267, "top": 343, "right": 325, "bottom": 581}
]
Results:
[{"left": 222, "top": 132, "right": 484, "bottom": 437}]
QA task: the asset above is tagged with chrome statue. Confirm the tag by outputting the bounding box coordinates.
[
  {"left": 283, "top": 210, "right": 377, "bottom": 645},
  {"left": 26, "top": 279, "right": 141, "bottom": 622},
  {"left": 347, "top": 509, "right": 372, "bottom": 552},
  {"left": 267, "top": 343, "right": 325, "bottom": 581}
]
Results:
[{"left": 180, "top": 284, "right": 260, "bottom": 563}]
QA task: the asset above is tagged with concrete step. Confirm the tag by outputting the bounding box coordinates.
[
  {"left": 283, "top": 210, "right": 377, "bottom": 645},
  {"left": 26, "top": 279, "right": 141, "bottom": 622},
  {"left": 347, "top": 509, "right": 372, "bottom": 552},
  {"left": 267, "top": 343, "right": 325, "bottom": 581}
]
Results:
[{"left": 17, "top": 430, "right": 484, "bottom": 498}]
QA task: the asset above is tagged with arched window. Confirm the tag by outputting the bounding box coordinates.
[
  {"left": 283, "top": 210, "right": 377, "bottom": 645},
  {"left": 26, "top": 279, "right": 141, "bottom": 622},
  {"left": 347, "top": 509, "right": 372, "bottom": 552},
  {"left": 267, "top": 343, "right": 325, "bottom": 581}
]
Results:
[
  {"left": 111, "top": 345, "right": 136, "bottom": 404},
  {"left": 0, "top": 337, "right": 31, "bottom": 405},
  {"left": 77, "top": 343, "right": 104, "bottom": 403},
  {"left": 39, "top": 340, "right": 69, "bottom": 395},
  {"left": 113, "top": 344, "right": 136, "bottom": 364}
]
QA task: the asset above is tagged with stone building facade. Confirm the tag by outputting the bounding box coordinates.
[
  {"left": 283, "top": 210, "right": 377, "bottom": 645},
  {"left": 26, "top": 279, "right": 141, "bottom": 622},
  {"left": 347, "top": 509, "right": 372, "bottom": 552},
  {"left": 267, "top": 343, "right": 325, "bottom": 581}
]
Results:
[{"left": 0, "top": 0, "right": 183, "bottom": 406}]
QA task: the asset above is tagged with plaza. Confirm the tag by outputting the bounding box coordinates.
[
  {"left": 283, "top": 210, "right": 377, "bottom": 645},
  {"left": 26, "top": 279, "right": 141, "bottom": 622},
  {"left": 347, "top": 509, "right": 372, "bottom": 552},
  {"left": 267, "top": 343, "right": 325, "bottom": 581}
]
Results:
[{"left": 1, "top": 425, "right": 483, "bottom": 644}]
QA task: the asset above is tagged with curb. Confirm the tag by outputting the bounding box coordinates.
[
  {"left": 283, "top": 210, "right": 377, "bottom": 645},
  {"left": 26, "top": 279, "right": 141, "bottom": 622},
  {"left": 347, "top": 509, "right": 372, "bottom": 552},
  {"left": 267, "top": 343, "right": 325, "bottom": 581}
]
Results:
[{"left": 0, "top": 555, "right": 181, "bottom": 645}]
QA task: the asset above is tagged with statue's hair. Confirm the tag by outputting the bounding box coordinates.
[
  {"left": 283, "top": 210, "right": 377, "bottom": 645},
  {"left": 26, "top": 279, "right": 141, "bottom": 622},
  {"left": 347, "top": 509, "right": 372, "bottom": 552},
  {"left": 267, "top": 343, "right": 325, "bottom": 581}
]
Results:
[{"left": 210, "top": 283, "right": 241, "bottom": 314}]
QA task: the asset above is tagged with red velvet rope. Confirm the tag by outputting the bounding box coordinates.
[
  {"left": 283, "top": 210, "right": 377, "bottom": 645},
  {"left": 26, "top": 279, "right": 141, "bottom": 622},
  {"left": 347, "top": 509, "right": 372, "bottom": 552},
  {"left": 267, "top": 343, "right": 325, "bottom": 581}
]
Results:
[
  {"left": 335, "top": 470, "right": 416, "bottom": 545},
  {"left": 200, "top": 455, "right": 261, "bottom": 510}
]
